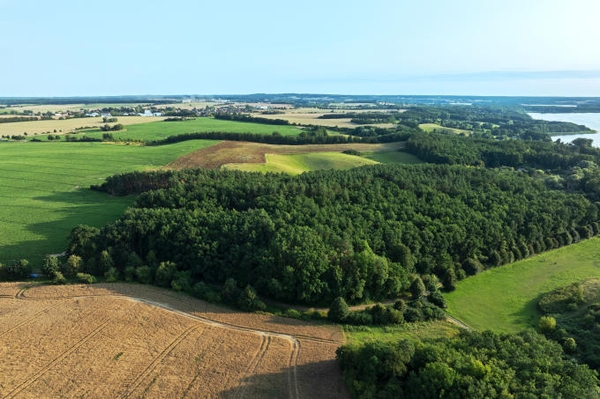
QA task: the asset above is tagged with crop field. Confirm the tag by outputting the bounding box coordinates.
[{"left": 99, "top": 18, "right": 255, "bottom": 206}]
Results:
[
  {"left": 0, "top": 116, "right": 166, "bottom": 136},
  {"left": 0, "top": 283, "right": 347, "bottom": 399},
  {"left": 65, "top": 117, "right": 304, "bottom": 142},
  {"left": 168, "top": 141, "right": 406, "bottom": 171},
  {"left": 226, "top": 152, "right": 379, "bottom": 174},
  {"left": 0, "top": 140, "right": 219, "bottom": 265},
  {"left": 257, "top": 108, "right": 396, "bottom": 128},
  {"left": 445, "top": 236, "right": 600, "bottom": 333}
]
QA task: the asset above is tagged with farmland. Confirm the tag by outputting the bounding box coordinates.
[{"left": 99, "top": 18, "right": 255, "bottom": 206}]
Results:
[
  {"left": 445, "top": 236, "right": 600, "bottom": 333},
  {"left": 0, "top": 116, "right": 165, "bottom": 136},
  {"left": 169, "top": 141, "right": 407, "bottom": 172},
  {"left": 0, "top": 282, "right": 346, "bottom": 398},
  {"left": 0, "top": 140, "right": 219, "bottom": 265},
  {"left": 66, "top": 117, "right": 304, "bottom": 142}
]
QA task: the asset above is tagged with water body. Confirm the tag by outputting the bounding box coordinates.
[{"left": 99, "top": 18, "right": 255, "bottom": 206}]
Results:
[{"left": 528, "top": 113, "right": 600, "bottom": 146}]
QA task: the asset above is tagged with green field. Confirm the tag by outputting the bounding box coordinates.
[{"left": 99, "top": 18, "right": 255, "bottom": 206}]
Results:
[
  {"left": 0, "top": 140, "right": 219, "bottom": 266},
  {"left": 65, "top": 117, "right": 304, "bottom": 142},
  {"left": 445, "top": 237, "right": 600, "bottom": 333},
  {"left": 224, "top": 152, "right": 379, "bottom": 174},
  {"left": 363, "top": 150, "right": 423, "bottom": 164},
  {"left": 345, "top": 320, "right": 460, "bottom": 346},
  {"left": 419, "top": 123, "right": 470, "bottom": 135}
]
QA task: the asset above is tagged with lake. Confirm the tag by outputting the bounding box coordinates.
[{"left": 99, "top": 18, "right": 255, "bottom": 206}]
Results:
[{"left": 528, "top": 112, "right": 600, "bottom": 146}]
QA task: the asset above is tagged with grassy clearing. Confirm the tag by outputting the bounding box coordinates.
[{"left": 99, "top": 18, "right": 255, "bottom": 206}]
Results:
[
  {"left": 419, "top": 123, "right": 470, "bottom": 135},
  {"left": 344, "top": 320, "right": 461, "bottom": 346},
  {"left": 0, "top": 140, "right": 219, "bottom": 266},
  {"left": 445, "top": 237, "right": 600, "bottom": 333},
  {"left": 224, "top": 152, "right": 379, "bottom": 174},
  {"left": 66, "top": 117, "right": 304, "bottom": 142}
]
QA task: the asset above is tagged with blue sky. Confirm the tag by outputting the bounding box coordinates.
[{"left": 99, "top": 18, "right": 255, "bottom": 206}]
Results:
[{"left": 1, "top": 0, "right": 599, "bottom": 96}]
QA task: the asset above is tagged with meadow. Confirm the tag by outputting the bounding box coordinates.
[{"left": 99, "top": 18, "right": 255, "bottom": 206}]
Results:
[
  {"left": 444, "top": 237, "right": 600, "bottom": 333},
  {"left": 0, "top": 140, "right": 219, "bottom": 266},
  {"left": 66, "top": 117, "right": 304, "bottom": 142},
  {"left": 224, "top": 152, "right": 380, "bottom": 174}
]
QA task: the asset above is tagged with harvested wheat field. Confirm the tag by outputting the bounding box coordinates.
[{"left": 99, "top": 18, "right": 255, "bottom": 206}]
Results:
[
  {"left": 167, "top": 140, "right": 404, "bottom": 170},
  {"left": 0, "top": 283, "right": 348, "bottom": 399}
]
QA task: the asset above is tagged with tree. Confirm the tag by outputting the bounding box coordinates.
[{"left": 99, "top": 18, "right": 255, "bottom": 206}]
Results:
[
  {"left": 42, "top": 255, "right": 61, "bottom": 277},
  {"left": 539, "top": 315, "right": 557, "bottom": 333},
  {"left": 409, "top": 276, "right": 426, "bottom": 299},
  {"left": 328, "top": 297, "right": 350, "bottom": 322}
]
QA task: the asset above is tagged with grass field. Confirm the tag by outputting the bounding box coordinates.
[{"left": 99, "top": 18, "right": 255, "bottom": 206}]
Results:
[
  {"left": 344, "top": 320, "right": 461, "bottom": 346},
  {"left": 0, "top": 140, "right": 219, "bottom": 265},
  {"left": 225, "top": 152, "right": 379, "bottom": 174},
  {"left": 0, "top": 283, "right": 346, "bottom": 399},
  {"left": 445, "top": 237, "right": 600, "bottom": 333},
  {"left": 65, "top": 117, "right": 304, "bottom": 142},
  {"left": 0, "top": 116, "right": 166, "bottom": 136},
  {"left": 419, "top": 123, "right": 471, "bottom": 135},
  {"left": 363, "top": 150, "right": 422, "bottom": 164}
]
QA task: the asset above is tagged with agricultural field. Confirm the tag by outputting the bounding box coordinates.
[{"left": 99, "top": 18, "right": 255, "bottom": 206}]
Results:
[
  {"left": 445, "top": 236, "right": 600, "bottom": 333},
  {"left": 256, "top": 108, "right": 397, "bottom": 128},
  {"left": 0, "top": 116, "right": 166, "bottom": 136},
  {"left": 0, "top": 140, "right": 219, "bottom": 265},
  {"left": 0, "top": 283, "right": 347, "bottom": 399},
  {"left": 168, "top": 141, "right": 407, "bottom": 172},
  {"left": 65, "top": 117, "right": 304, "bottom": 142}
]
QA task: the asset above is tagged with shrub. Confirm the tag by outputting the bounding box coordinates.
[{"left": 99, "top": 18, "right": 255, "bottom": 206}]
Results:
[
  {"left": 539, "top": 316, "right": 557, "bottom": 333},
  {"left": 76, "top": 273, "right": 96, "bottom": 284},
  {"left": 328, "top": 297, "right": 350, "bottom": 322},
  {"left": 104, "top": 267, "right": 120, "bottom": 283},
  {"left": 53, "top": 271, "right": 67, "bottom": 285},
  {"left": 135, "top": 265, "right": 153, "bottom": 284}
]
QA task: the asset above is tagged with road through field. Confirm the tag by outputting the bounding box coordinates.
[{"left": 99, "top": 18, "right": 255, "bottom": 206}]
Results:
[{"left": 0, "top": 283, "right": 348, "bottom": 399}]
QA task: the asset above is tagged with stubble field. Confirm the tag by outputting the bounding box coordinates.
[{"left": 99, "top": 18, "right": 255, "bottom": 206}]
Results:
[{"left": 0, "top": 283, "right": 347, "bottom": 399}]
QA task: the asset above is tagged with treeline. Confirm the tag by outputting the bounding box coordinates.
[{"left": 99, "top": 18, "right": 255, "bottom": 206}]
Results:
[
  {"left": 337, "top": 329, "right": 600, "bottom": 398},
  {"left": 404, "top": 133, "right": 600, "bottom": 204},
  {"left": 0, "top": 116, "right": 38, "bottom": 123},
  {"left": 318, "top": 112, "right": 403, "bottom": 124},
  {"left": 400, "top": 105, "right": 593, "bottom": 138},
  {"left": 71, "top": 163, "right": 598, "bottom": 305},
  {"left": 214, "top": 113, "right": 290, "bottom": 126}
]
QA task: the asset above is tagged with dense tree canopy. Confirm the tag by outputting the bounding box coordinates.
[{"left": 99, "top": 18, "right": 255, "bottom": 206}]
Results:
[
  {"left": 74, "top": 162, "right": 598, "bottom": 305},
  {"left": 337, "top": 329, "right": 600, "bottom": 399}
]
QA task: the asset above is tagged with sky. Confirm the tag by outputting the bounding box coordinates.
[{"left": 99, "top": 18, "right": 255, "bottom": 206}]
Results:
[{"left": 1, "top": 0, "right": 600, "bottom": 97}]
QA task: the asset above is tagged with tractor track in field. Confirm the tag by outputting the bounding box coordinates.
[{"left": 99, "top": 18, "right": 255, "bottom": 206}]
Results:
[
  {"left": 121, "top": 324, "right": 203, "bottom": 399},
  {"left": 9, "top": 288, "right": 328, "bottom": 399},
  {"left": 4, "top": 316, "right": 116, "bottom": 399}
]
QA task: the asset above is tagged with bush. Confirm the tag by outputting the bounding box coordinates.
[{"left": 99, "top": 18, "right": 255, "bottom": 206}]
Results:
[
  {"left": 135, "top": 265, "right": 153, "bottom": 284},
  {"left": 104, "top": 267, "right": 120, "bottom": 283},
  {"left": 328, "top": 297, "right": 351, "bottom": 322},
  {"left": 76, "top": 273, "right": 96, "bottom": 284},
  {"left": 53, "top": 271, "right": 67, "bottom": 285},
  {"left": 539, "top": 316, "right": 557, "bottom": 333},
  {"left": 0, "top": 259, "right": 31, "bottom": 281}
]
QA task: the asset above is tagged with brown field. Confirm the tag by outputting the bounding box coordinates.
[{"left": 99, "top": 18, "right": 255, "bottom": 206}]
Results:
[
  {"left": 167, "top": 140, "right": 404, "bottom": 170},
  {"left": 0, "top": 116, "right": 166, "bottom": 136},
  {"left": 0, "top": 282, "right": 347, "bottom": 399}
]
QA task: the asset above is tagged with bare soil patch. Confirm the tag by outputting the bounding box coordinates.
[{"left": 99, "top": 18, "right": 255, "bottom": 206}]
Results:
[
  {"left": 0, "top": 283, "right": 348, "bottom": 399},
  {"left": 167, "top": 140, "right": 404, "bottom": 170}
]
